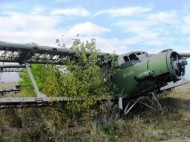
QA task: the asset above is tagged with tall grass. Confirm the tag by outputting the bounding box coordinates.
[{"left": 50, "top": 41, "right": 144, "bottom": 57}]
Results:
[{"left": 0, "top": 89, "right": 190, "bottom": 142}]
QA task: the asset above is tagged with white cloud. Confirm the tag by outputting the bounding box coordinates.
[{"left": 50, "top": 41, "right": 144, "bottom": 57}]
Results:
[
  {"left": 122, "top": 37, "right": 143, "bottom": 46},
  {"left": 95, "top": 7, "right": 152, "bottom": 17},
  {"left": 118, "top": 20, "right": 158, "bottom": 40},
  {"left": 0, "top": 9, "right": 164, "bottom": 54},
  {"left": 0, "top": 5, "right": 189, "bottom": 56},
  {"left": 50, "top": 7, "right": 90, "bottom": 16},
  {"left": 0, "top": 10, "right": 111, "bottom": 49},
  {"left": 0, "top": 11, "right": 62, "bottom": 45},
  {"left": 65, "top": 22, "right": 111, "bottom": 36},
  {"left": 94, "top": 37, "right": 127, "bottom": 54},
  {"left": 94, "top": 36, "right": 163, "bottom": 54},
  {"left": 147, "top": 11, "right": 177, "bottom": 24},
  {"left": 116, "top": 11, "right": 180, "bottom": 47},
  {"left": 0, "top": 12, "right": 59, "bottom": 31},
  {"left": 182, "top": 15, "right": 190, "bottom": 34},
  {"left": 30, "top": 7, "right": 45, "bottom": 15}
]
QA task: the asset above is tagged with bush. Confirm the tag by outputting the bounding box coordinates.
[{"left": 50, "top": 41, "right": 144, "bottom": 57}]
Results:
[{"left": 19, "top": 36, "right": 116, "bottom": 116}]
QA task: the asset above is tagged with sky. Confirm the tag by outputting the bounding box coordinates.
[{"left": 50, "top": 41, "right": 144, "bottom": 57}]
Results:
[{"left": 0, "top": 0, "right": 190, "bottom": 82}]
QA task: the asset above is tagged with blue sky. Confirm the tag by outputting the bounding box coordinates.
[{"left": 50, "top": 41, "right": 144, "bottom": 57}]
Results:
[{"left": 0, "top": 0, "right": 190, "bottom": 81}]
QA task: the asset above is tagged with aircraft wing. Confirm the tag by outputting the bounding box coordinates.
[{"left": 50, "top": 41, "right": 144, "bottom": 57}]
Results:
[
  {"left": 0, "top": 41, "right": 83, "bottom": 64},
  {"left": 179, "top": 53, "right": 190, "bottom": 59},
  {"left": 0, "top": 65, "right": 25, "bottom": 72},
  {"left": 0, "top": 42, "right": 117, "bottom": 65},
  {"left": 160, "top": 79, "right": 189, "bottom": 91},
  {"left": 0, "top": 41, "right": 116, "bottom": 65},
  {"left": 0, "top": 88, "right": 20, "bottom": 96}
]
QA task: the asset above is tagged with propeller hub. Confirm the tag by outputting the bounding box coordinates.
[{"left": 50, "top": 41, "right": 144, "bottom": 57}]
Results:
[{"left": 171, "top": 53, "right": 187, "bottom": 78}]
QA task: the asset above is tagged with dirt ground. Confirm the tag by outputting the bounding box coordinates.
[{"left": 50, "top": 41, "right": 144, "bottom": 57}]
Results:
[
  {"left": 0, "top": 82, "right": 18, "bottom": 90},
  {"left": 0, "top": 82, "right": 21, "bottom": 97},
  {"left": 155, "top": 83, "right": 190, "bottom": 142}
]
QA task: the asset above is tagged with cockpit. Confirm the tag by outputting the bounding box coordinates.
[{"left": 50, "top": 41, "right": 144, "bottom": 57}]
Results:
[{"left": 118, "top": 51, "right": 149, "bottom": 66}]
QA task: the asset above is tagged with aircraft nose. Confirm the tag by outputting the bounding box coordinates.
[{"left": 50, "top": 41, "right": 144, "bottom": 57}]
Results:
[
  {"left": 179, "top": 59, "right": 187, "bottom": 66},
  {"left": 174, "top": 58, "right": 187, "bottom": 77},
  {"left": 179, "top": 59, "right": 187, "bottom": 76}
]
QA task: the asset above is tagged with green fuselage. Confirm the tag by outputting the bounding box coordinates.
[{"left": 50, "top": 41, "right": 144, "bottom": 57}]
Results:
[{"left": 113, "top": 50, "right": 184, "bottom": 98}]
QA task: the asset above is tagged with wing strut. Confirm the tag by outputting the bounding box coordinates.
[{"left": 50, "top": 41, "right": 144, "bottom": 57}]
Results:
[{"left": 25, "top": 62, "right": 47, "bottom": 100}]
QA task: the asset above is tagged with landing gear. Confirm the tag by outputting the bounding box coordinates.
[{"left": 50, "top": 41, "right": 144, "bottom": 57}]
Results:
[
  {"left": 123, "top": 100, "right": 138, "bottom": 115},
  {"left": 138, "top": 93, "right": 162, "bottom": 111},
  {"left": 118, "top": 92, "right": 162, "bottom": 115}
]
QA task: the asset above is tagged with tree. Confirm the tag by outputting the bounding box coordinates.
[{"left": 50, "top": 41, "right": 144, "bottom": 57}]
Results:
[{"left": 20, "top": 36, "right": 116, "bottom": 113}]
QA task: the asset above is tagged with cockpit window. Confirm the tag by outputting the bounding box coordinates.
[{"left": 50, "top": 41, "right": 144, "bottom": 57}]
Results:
[
  {"left": 129, "top": 53, "right": 139, "bottom": 61},
  {"left": 143, "top": 52, "right": 148, "bottom": 56},
  {"left": 123, "top": 55, "right": 129, "bottom": 62},
  {"left": 136, "top": 52, "right": 141, "bottom": 55}
]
